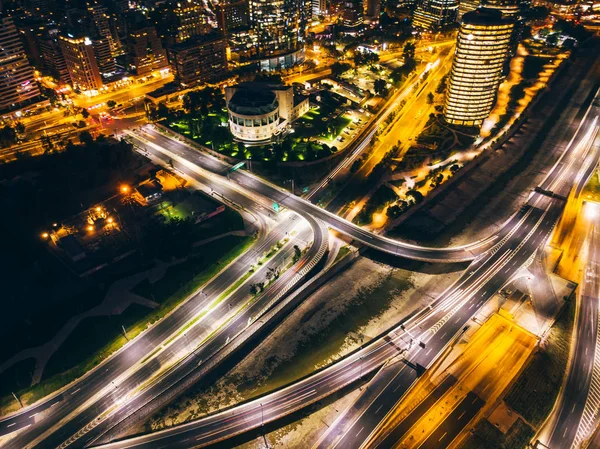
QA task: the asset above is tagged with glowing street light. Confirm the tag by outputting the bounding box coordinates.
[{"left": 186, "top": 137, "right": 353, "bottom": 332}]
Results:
[
  {"left": 121, "top": 185, "right": 130, "bottom": 194},
  {"left": 41, "top": 232, "right": 49, "bottom": 239}
]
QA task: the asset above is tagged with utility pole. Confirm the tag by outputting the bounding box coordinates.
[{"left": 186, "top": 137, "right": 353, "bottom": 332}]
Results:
[
  {"left": 12, "top": 392, "right": 23, "bottom": 408},
  {"left": 122, "top": 325, "right": 129, "bottom": 341},
  {"left": 260, "top": 402, "right": 269, "bottom": 448}
]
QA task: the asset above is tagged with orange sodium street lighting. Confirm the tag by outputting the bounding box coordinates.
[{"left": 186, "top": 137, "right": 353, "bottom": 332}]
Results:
[
  {"left": 87, "top": 225, "right": 94, "bottom": 232},
  {"left": 121, "top": 185, "right": 130, "bottom": 193},
  {"left": 41, "top": 232, "right": 49, "bottom": 239}
]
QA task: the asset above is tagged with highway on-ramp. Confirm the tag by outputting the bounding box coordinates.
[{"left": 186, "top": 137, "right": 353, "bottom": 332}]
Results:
[
  {"left": 0, "top": 143, "right": 327, "bottom": 449},
  {"left": 132, "top": 126, "right": 504, "bottom": 263}
]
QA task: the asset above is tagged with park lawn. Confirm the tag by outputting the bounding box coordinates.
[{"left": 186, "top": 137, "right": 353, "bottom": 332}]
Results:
[
  {"left": 2, "top": 303, "right": 152, "bottom": 414},
  {"left": 0, "top": 358, "right": 37, "bottom": 398},
  {"left": 459, "top": 418, "right": 535, "bottom": 449},
  {"left": 0, "top": 275, "right": 107, "bottom": 364},
  {"left": 191, "top": 208, "right": 246, "bottom": 241},
  {"left": 0, "top": 235, "right": 254, "bottom": 415},
  {"left": 239, "top": 268, "right": 414, "bottom": 398},
  {"left": 333, "top": 246, "right": 351, "bottom": 264},
  {"left": 503, "top": 297, "right": 575, "bottom": 427},
  {"left": 583, "top": 171, "right": 600, "bottom": 202},
  {"left": 330, "top": 115, "right": 352, "bottom": 136},
  {"left": 133, "top": 235, "right": 252, "bottom": 305},
  {"left": 42, "top": 303, "right": 152, "bottom": 380},
  {"left": 295, "top": 106, "right": 350, "bottom": 141}
]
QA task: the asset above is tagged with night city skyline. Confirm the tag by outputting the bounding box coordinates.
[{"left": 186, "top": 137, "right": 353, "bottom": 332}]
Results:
[{"left": 0, "top": 0, "right": 599, "bottom": 448}]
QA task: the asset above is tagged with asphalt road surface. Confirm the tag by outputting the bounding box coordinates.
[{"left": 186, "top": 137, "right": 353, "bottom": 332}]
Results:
[
  {"left": 131, "top": 126, "right": 503, "bottom": 263},
  {"left": 315, "top": 81, "right": 600, "bottom": 449},
  {"left": 0, "top": 143, "right": 325, "bottom": 449},
  {"left": 90, "top": 84, "right": 600, "bottom": 449},
  {"left": 546, "top": 157, "right": 600, "bottom": 449}
]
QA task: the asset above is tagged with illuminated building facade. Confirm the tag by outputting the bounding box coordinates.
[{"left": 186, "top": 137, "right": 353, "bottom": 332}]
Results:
[
  {"left": 247, "top": 0, "right": 307, "bottom": 67},
  {"left": 443, "top": 8, "right": 514, "bottom": 126},
  {"left": 483, "top": 0, "right": 520, "bottom": 18},
  {"left": 59, "top": 34, "right": 103, "bottom": 90},
  {"left": 412, "top": 0, "right": 458, "bottom": 29},
  {"left": 128, "top": 26, "right": 169, "bottom": 75},
  {"left": 366, "top": 0, "right": 382, "bottom": 24},
  {"left": 216, "top": 0, "right": 248, "bottom": 34},
  {"left": 174, "top": 0, "right": 212, "bottom": 43},
  {"left": 40, "top": 25, "right": 71, "bottom": 84},
  {"left": 167, "top": 33, "right": 227, "bottom": 87},
  {"left": 0, "top": 16, "right": 40, "bottom": 110},
  {"left": 457, "top": 0, "right": 480, "bottom": 19},
  {"left": 226, "top": 83, "right": 309, "bottom": 143},
  {"left": 312, "top": 0, "right": 327, "bottom": 17},
  {"left": 342, "top": 0, "right": 364, "bottom": 28},
  {"left": 87, "top": 3, "right": 120, "bottom": 54},
  {"left": 483, "top": 0, "right": 522, "bottom": 58}
]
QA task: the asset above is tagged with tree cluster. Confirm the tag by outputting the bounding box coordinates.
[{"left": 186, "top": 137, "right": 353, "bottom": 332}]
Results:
[{"left": 354, "top": 51, "right": 379, "bottom": 67}]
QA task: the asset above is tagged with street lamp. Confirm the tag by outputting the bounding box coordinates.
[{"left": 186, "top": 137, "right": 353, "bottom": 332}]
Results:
[
  {"left": 359, "top": 356, "right": 364, "bottom": 379},
  {"left": 260, "top": 403, "right": 264, "bottom": 427}
]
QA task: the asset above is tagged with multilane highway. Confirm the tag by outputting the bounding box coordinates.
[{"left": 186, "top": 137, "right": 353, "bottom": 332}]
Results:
[
  {"left": 0, "top": 140, "right": 327, "bottom": 449},
  {"left": 2, "top": 45, "right": 596, "bottom": 449},
  {"left": 315, "top": 89, "right": 600, "bottom": 449},
  {"left": 90, "top": 86, "right": 600, "bottom": 449},
  {"left": 542, "top": 130, "right": 600, "bottom": 449},
  {"left": 132, "top": 126, "right": 502, "bottom": 263}
]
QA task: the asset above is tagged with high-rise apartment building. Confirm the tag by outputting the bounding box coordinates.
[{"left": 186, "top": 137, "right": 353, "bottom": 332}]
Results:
[
  {"left": 0, "top": 16, "right": 40, "bottom": 111},
  {"left": 167, "top": 33, "right": 227, "bottom": 87},
  {"left": 248, "top": 0, "right": 307, "bottom": 62},
  {"left": 174, "top": 0, "right": 212, "bottom": 43},
  {"left": 87, "top": 3, "right": 118, "bottom": 74},
  {"left": 366, "top": 0, "right": 381, "bottom": 23},
  {"left": 216, "top": 0, "right": 248, "bottom": 34},
  {"left": 342, "top": 0, "right": 364, "bottom": 28},
  {"left": 59, "top": 34, "right": 103, "bottom": 91},
  {"left": 312, "top": 0, "right": 327, "bottom": 17},
  {"left": 457, "top": 0, "right": 480, "bottom": 19},
  {"left": 92, "top": 37, "right": 116, "bottom": 75},
  {"left": 443, "top": 8, "right": 514, "bottom": 126},
  {"left": 127, "top": 26, "right": 169, "bottom": 75},
  {"left": 483, "top": 0, "right": 521, "bottom": 58},
  {"left": 412, "top": 0, "right": 458, "bottom": 29},
  {"left": 24, "top": 0, "right": 50, "bottom": 18},
  {"left": 17, "top": 17, "right": 46, "bottom": 68},
  {"left": 87, "top": 3, "right": 119, "bottom": 53},
  {"left": 40, "top": 25, "right": 71, "bottom": 84},
  {"left": 483, "top": 0, "right": 520, "bottom": 19}
]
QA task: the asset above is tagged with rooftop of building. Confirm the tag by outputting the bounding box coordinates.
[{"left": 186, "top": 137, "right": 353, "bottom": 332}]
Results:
[
  {"left": 167, "top": 32, "right": 225, "bottom": 51},
  {"left": 233, "top": 82, "right": 294, "bottom": 92},
  {"left": 462, "top": 7, "right": 512, "bottom": 25},
  {"left": 228, "top": 88, "right": 278, "bottom": 115}
]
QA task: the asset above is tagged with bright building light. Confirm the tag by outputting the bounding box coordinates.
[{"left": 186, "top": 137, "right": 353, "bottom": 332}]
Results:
[
  {"left": 585, "top": 202, "right": 599, "bottom": 221},
  {"left": 443, "top": 9, "right": 514, "bottom": 127}
]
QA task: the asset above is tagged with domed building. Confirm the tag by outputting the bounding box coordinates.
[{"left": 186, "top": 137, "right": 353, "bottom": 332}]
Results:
[{"left": 225, "top": 83, "right": 309, "bottom": 143}]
